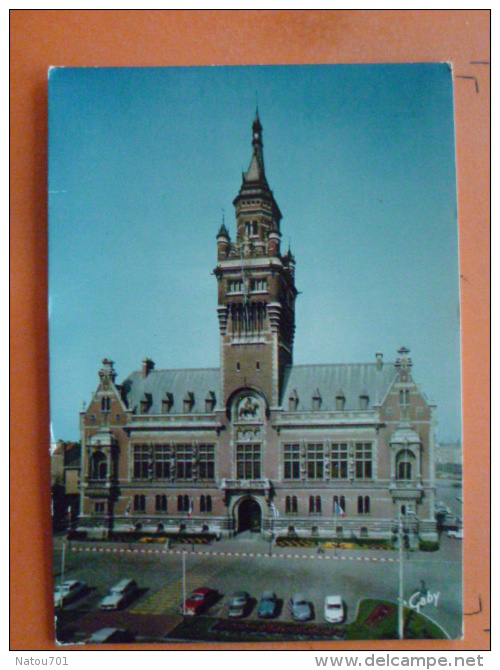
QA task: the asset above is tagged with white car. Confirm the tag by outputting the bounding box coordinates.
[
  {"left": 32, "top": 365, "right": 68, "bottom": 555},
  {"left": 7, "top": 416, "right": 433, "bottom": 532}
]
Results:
[
  {"left": 447, "top": 528, "right": 463, "bottom": 539},
  {"left": 54, "top": 580, "right": 87, "bottom": 608},
  {"left": 228, "top": 591, "right": 250, "bottom": 618},
  {"left": 98, "top": 579, "right": 138, "bottom": 610},
  {"left": 324, "top": 595, "right": 344, "bottom": 623},
  {"left": 289, "top": 593, "right": 313, "bottom": 621}
]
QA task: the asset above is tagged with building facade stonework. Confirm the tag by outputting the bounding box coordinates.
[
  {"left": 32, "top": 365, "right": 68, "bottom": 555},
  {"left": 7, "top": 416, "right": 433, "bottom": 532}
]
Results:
[{"left": 78, "top": 114, "right": 438, "bottom": 543}]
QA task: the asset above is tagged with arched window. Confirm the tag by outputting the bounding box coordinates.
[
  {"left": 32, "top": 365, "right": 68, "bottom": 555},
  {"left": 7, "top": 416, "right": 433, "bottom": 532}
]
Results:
[
  {"left": 309, "top": 496, "right": 322, "bottom": 514},
  {"left": 292, "top": 496, "right": 298, "bottom": 513},
  {"left": 90, "top": 451, "right": 107, "bottom": 480},
  {"left": 286, "top": 496, "right": 291, "bottom": 514},
  {"left": 155, "top": 495, "right": 167, "bottom": 512},
  {"left": 200, "top": 495, "right": 206, "bottom": 513},
  {"left": 357, "top": 496, "right": 370, "bottom": 515},
  {"left": 134, "top": 495, "right": 146, "bottom": 512},
  {"left": 206, "top": 495, "right": 212, "bottom": 513},
  {"left": 333, "top": 495, "right": 346, "bottom": 514},
  {"left": 396, "top": 449, "right": 415, "bottom": 480}
]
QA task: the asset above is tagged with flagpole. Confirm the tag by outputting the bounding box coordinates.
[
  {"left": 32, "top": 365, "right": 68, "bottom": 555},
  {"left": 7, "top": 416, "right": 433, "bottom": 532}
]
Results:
[{"left": 334, "top": 508, "right": 338, "bottom": 557}]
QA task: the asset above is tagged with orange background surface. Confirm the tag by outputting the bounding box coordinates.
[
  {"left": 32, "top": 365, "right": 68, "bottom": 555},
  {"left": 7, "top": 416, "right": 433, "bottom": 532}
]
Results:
[{"left": 10, "top": 10, "right": 490, "bottom": 651}]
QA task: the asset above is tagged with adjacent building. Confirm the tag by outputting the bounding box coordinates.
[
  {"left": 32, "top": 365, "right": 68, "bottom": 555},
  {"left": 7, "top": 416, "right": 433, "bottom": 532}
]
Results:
[{"left": 77, "top": 114, "right": 438, "bottom": 542}]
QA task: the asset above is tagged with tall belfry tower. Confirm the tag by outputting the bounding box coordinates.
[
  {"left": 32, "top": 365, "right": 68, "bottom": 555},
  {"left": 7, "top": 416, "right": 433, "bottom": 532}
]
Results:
[{"left": 215, "top": 112, "right": 298, "bottom": 408}]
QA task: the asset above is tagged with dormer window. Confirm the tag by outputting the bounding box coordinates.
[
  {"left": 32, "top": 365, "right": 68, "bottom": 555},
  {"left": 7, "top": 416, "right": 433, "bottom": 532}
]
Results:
[
  {"left": 183, "top": 392, "right": 194, "bottom": 414},
  {"left": 162, "top": 393, "right": 173, "bottom": 414},
  {"left": 335, "top": 390, "right": 346, "bottom": 411},
  {"left": 288, "top": 389, "right": 299, "bottom": 412},
  {"left": 312, "top": 389, "right": 322, "bottom": 411},
  {"left": 140, "top": 393, "right": 152, "bottom": 414},
  {"left": 359, "top": 391, "right": 369, "bottom": 411},
  {"left": 205, "top": 391, "right": 216, "bottom": 413}
]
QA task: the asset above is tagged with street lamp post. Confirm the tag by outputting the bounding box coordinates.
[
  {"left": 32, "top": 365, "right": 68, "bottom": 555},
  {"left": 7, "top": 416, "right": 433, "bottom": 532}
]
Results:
[
  {"left": 397, "top": 509, "right": 416, "bottom": 639},
  {"left": 398, "top": 514, "right": 404, "bottom": 640}
]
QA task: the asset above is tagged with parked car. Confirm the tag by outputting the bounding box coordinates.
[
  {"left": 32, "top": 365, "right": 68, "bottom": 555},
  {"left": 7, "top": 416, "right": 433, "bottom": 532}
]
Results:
[
  {"left": 54, "top": 580, "right": 87, "bottom": 608},
  {"left": 289, "top": 593, "right": 313, "bottom": 621},
  {"left": 324, "top": 595, "right": 345, "bottom": 624},
  {"left": 181, "top": 587, "right": 218, "bottom": 616},
  {"left": 257, "top": 591, "right": 278, "bottom": 618},
  {"left": 98, "top": 579, "right": 138, "bottom": 610},
  {"left": 447, "top": 528, "right": 463, "bottom": 539},
  {"left": 228, "top": 591, "right": 250, "bottom": 618},
  {"left": 87, "top": 628, "right": 136, "bottom": 644}
]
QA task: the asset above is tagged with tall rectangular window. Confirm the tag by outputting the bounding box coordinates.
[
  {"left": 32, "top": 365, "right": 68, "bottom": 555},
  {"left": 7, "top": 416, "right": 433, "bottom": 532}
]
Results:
[
  {"left": 198, "top": 444, "right": 215, "bottom": 480},
  {"left": 133, "top": 445, "right": 150, "bottom": 480},
  {"left": 154, "top": 444, "right": 171, "bottom": 479},
  {"left": 307, "top": 443, "right": 324, "bottom": 480},
  {"left": 283, "top": 443, "right": 301, "bottom": 480},
  {"left": 176, "top": 444, "right": 193, "bottom": 480},
  {"left": 331, "top": 443, "right": 348, "bottom": 479},
  {"left": 355, "top": 443, "right": 373, "bottom": 479},
  {"left": 236, "top": 444, "right": 261, "bottom": 479}
]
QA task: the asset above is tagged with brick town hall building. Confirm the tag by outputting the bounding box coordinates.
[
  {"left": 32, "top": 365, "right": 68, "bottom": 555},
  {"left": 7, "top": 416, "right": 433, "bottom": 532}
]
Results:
[{"left": 78, "top": 113, "right": 438, "bottom": 543}]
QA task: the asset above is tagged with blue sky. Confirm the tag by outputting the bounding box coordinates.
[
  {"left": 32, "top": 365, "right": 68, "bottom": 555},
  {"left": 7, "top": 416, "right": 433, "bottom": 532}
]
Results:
[{"left": 48, "top": 64, "right": 461, "bottom": 442}]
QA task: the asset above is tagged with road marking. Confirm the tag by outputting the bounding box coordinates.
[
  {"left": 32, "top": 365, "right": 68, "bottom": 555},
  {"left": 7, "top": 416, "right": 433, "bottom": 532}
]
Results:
[{"left": 70, "top": 546, "right": 397, "bottom": 563}]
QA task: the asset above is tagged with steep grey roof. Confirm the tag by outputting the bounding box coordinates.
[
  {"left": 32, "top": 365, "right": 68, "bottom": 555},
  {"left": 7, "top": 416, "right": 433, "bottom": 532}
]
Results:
[
  {"left": 119, "top": 362, "right": 397, "bottom": 415},
  {"left": 281, "top": 363, "right": 397, "bottom": 411},
  {"left": 120, "top": 368, "right": 221, "bottom": 415}
]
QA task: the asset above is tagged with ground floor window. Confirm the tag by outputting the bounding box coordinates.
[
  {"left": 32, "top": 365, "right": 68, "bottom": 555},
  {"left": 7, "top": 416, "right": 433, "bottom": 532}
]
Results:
[
  {"left": 155, "top": 494, "right": 167, "bottom": 512},
  {"left": 357, "top": 495, "right": 370, "bottom": 514},
  {"left": 333, "top": 495, "right": 346, "bottom": 515},
  {"left": 134, "top": 494, "right": 146, "bottom": 512},
  {"left": 177, "top": 494, "right": 191, "bottom": 513},
  {"left": 285, "top": 495, "right": 298, "bottom": 514},
  {"left": 309, "top": 495, "right": 322, "bottom": 514},
  {"left": 200, "top": 494, "right": 212, "bottom": 513}
]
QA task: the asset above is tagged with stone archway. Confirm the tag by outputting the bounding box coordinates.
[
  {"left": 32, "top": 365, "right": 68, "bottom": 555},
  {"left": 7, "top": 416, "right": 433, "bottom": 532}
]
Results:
[{"left": 237, "top": 496, "right": 262, "bottom": 533}]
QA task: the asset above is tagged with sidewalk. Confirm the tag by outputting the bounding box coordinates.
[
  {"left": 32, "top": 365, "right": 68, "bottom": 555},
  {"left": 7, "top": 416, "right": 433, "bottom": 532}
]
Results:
[{"left": 57, "top": 531, "right": 406, "bottom": 564}]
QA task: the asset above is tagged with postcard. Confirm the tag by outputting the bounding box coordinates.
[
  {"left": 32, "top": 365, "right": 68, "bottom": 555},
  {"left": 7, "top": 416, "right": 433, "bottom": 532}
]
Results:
[{"left": 49, "top": 64, "right": 462, "bottom": 644}]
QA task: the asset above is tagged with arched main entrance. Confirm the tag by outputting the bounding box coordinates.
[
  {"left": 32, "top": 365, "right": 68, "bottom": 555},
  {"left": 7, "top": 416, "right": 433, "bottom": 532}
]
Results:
[{"left": 237, "top": 497, "right": 262, "bottom": 533}]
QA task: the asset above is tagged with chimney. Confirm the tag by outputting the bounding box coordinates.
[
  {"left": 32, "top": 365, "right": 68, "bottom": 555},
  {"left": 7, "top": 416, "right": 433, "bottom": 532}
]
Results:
[
  {"left": 376, "top": 352, "right": 383, "bottom": 371},
  {"left": 142, "top": 358, "right": 155, "bottom": 378}
]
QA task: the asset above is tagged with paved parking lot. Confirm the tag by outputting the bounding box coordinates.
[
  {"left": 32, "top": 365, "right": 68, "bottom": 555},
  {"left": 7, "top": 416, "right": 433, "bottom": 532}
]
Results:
[{"left": 53, "top": 527, "right": 462, "bottom": 642}]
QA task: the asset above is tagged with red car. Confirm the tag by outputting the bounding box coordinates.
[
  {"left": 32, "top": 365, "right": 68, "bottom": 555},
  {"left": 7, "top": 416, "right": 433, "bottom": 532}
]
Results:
[{"left": 180, "top": 587, "right": 218, "bottom": 616}]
